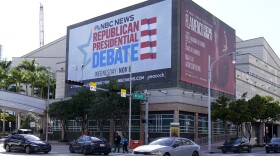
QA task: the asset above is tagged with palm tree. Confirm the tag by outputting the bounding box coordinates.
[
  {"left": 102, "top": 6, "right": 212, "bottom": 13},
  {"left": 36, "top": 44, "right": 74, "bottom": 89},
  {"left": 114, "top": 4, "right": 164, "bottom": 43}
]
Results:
[
  {"left": 7, "top": 67, "right": 24, "bottom": 92},
  {"left": 17, "top": 59, "right": 46, "bottom": 96},
  {"left": 34, "top": 71, "right": 48, "bottom": 98},
  {"left": 0, "top": 60, "right": 12, "bottom": 90},
  {"left": 0, "top": 59, "right": 12, "bottom": 70}
]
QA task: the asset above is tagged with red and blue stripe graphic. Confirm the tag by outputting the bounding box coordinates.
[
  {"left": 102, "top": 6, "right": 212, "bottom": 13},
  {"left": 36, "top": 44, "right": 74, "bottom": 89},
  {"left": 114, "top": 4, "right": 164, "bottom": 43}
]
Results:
[{"left": 140, "top": 17, "right": 157, "bottom": 60}]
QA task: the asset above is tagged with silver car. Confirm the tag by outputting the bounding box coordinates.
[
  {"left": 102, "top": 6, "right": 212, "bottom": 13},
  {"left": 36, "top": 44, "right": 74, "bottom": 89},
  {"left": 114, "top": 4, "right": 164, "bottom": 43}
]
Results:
[{"left": 132, "top": 137, "right": 200, "bottom": 156}]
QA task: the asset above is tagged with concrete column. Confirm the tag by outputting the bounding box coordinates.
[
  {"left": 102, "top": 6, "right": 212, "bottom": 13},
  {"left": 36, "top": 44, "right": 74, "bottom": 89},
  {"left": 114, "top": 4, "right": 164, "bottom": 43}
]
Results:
[
  {"left": 16, "top": 112, "right": 21, "bottom": 130},
  {"left": 174, "top": 109, "right": 179, "bottom": 123},
  {"left": 2, "top": 109, "right": 5, "bottom": 133},
  {"left": 259, "top": 122, "right": 265, "bottom": 144},
  {"left": 194, "top": 112, "right": 199, "bottom": 142},
  {"left": 140, "top": 115, "right": 145, "bottom": 142},
  {"left": 277, "top": 125, "right": 280, "bottom": 137}
]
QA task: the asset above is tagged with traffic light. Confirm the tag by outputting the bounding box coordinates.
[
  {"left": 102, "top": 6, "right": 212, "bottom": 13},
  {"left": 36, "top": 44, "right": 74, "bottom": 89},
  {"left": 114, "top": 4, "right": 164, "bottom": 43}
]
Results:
[{"left": 65, "top": 80, "right": 84, "bottom": 86}]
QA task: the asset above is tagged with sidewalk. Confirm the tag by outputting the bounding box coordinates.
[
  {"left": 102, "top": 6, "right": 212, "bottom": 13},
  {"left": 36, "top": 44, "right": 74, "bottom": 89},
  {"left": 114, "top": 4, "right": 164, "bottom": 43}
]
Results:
[
  {"left": 200, "top": 141, "right": 265, "bottom": 153},
  {"left": 200, "top": 142, "right": 223, "bottom": 153}
]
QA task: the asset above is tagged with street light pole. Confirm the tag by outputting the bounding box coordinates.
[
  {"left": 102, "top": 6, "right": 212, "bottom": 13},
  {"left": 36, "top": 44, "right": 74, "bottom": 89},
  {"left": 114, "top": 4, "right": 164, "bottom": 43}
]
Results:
[
  {"left": 208, "top": 55, "right": 211, "bottom": 153},
  {"left": 128, "top": 52, "right": 132, "bottom": 148},
  {"left": 46, "top": 71, "right": 50, "bottom": 142},
  {"left": 208, "top": 52, "right": 236, "bottom": 153},
  {"left": 115, "top": 46, "right": 132, "bottom": 147}
]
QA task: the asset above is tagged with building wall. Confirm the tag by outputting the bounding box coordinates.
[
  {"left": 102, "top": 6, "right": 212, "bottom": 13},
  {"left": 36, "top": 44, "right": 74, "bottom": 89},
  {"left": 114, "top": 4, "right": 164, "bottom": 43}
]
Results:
[
  {"left": 12, "top": 36, "right": 66, "bottom": 73},
  {"left": 236, "top": 38, "right": 280, "bottom": 101}
]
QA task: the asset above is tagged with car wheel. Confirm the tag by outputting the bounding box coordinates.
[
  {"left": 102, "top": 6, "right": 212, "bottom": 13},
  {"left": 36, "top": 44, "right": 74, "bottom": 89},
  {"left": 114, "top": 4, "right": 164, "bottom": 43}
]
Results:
[
  {"left": 274, "top": 150, "right": 277, "bottom": 153},
  {"left": 163, "top": 153, "right": 170, "bottom": 156},
  {"left": 5, "top": 144, "right": 11, "bottom": 152},
  {"left": 104, "top": 152, "right": 109, "bottom": 155},
  {"left": 82, "top": 146, "right": 88, "bottom": 155},
  {"left": 25, "top": 146, "right": 31, "bottom": 154},
  {"left": 247, "top": 146, "right": 251, "bottom": 153},
  {"left": 69, "top": 145, "right": 75, "bottom": 153},
  {"left": 237, "top": 146, "right": 242, "bottom": 153},
  {"left": 44, "top": 151, "right": 49, "bottom": 154},
  {"left": 266, "top": 150, "right": 270, "bottom": 153},
  {"left": 192, "top": 151, "right": 199, "bottom": 156}
]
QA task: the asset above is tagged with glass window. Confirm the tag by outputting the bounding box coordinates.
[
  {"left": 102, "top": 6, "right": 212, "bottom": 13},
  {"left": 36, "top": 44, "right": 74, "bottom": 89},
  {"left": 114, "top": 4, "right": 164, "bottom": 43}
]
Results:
[
  {"left": 173, "top": 140, "right": 182, "bottom": 146},
  {"left": 149, "top": 114, "right": 174, "bottom": 133},
  {"left": 149, "top": 137, "right": 175, "bottom": 146},
  {"left": 25, "top": 135, "right": 40, "bottom": 141},
  {"left": 198, "top": 115, "right": 208, "bottom": 134},
  {"left": 213, "top": 120, "right": 224, "bottom": 135},
  {"left": 179, "top": 114, "right": 194, "bottom": 133},
  {"left": 181, "top": 139, "right": 193, "bottom": 145}
]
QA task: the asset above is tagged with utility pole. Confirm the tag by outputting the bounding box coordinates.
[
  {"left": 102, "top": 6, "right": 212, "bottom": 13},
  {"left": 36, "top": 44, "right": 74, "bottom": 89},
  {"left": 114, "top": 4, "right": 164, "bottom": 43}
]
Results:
[{"left": 39, "top": 3, "right": 44, "bottom": 47}]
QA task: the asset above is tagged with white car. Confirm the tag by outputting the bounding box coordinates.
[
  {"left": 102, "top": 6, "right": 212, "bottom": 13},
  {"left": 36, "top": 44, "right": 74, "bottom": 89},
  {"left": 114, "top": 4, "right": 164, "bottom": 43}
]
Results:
[{"left": 132, "top": 137, "right": 200, "bottom": 156}]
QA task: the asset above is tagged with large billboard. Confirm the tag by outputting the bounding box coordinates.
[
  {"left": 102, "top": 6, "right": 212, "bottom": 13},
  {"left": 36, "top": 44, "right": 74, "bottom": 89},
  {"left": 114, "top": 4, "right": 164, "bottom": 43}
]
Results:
[
  {"left": 67, "top": 0, "right": 172, "bottom": 85},
  {"left": 180, "top": 0, "right": 236, "bottom": 95}
]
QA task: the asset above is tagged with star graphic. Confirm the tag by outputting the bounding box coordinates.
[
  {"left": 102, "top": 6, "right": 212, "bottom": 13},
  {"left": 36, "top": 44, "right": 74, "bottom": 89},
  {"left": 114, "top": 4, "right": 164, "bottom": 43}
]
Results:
[{"left": 78, "top": 31, "right": 92, "bottom": 67}]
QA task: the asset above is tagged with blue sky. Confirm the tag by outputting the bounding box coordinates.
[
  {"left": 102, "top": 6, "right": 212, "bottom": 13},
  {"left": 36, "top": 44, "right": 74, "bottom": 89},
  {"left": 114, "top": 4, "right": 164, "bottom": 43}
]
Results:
[{"left": 0, "top": 0, "right": 279, "bottom": 60}]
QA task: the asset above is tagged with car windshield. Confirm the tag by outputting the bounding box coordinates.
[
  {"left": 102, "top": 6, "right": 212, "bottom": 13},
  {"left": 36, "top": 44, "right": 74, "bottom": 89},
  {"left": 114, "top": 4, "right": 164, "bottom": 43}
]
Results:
[
  {"left": 25, "top": 135, "right": 41, "bottom": 141},
  {"left": 149, "top": 138, "right": 175, "bottom": 146},
  {"left": 226, "top": 138, "right": 241, "bottom": 144},
  {"left": 271, "top": 138, "right": 280, "bottom": 143},
  {"left": 90, "top": 137, "right": 103, "bottom": 141}
]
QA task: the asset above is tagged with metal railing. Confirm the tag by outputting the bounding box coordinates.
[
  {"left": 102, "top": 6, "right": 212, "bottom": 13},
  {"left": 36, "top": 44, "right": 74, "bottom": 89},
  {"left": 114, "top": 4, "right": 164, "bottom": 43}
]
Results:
[{"left": 196, "top": 133, "right": 237, "bottom": 145}]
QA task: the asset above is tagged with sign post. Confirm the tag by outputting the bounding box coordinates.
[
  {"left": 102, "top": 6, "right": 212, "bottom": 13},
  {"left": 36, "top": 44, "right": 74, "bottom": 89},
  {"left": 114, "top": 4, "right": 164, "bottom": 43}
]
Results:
[
  {"left": 132, "top": 93, "right": 145, "bottom": 100},
  {"left": 121, "top": 89, "right": 127, "bottom": 97},
  {"left": 89, "top": 82, "right": 96, "bottom": 91}
]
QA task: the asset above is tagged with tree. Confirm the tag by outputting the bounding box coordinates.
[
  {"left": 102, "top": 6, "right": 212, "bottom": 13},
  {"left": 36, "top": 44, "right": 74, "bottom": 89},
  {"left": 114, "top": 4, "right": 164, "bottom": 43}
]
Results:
[
  {"left": 0, "top": 60, "right": 12, "bottom": 90},
  {"left": 7, "top": 67, "right": 24, "bottom": 92},
  {"left": 105, "top": 79, "right": 141, "bottom": 133},
  {"left": 211, "top": 96, "right": 231, "bottom": 142},
  {"left": 91, "top": 90, "right": 113, "bottom": 136},
  {"left": 71, "top": 88, "right": 95, "bottom": 135},
  {"left": 228, "top": 93, "right": 249, "bottom": 138},
  {"left": 48, "top": 99, "right": 73, "bottom": 141},
  {"left": 21, "top": 112, "right": 39, "bottom": 132},
  {"left": 247, "top": 94, "right": 265, "bottom": 144},
  {"left": 17, "top": 59, "right": 46, "bottom": 96}
]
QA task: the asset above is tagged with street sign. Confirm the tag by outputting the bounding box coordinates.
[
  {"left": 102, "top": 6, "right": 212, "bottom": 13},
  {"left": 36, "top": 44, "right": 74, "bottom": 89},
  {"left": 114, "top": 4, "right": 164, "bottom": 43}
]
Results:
[
  {"left": 133, "top": 93, "right": 145, "bottom": 100},
  {"left": 89, "top": 82, "right": 96, "bottom": 91},
  {"left": 30, "top": 122, "right": 35, "bottom": 128},
  {"left": 121, "top": 89, "right": 126, "bottom": 97}
]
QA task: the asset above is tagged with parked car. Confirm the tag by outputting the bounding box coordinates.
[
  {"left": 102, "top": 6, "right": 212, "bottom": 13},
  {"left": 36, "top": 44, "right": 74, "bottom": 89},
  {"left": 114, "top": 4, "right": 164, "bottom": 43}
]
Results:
[
  {"left": 266, "top": 137, "right": 280, "bottom": 153},
  {"left": 69, "top": 135, "right": 111, "bottom": 155},
  {"left": 3, "top": 134, "right": 51, "bottom": 154},
  {"left": 12, "top": 129, "right": 33, "bottom": 134},
  {"left": 220, "top": 137, "right": 252, "bottom": 153},
  {"left": 132, "top": 137, "right": 201, "bottom": 156}
]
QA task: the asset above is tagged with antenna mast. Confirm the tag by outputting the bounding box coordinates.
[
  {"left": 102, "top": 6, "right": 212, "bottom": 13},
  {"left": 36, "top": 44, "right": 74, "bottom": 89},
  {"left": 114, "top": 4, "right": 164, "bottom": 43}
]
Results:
[{"left": 39, "top": 3, "right": 44, "bottom": 47}]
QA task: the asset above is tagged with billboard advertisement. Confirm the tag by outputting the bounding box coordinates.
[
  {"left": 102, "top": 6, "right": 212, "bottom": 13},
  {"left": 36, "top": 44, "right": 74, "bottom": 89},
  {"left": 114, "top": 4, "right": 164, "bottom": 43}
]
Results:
[
  {"left": 180, "top": 0, "right": 236, "bottom": 95},
  {"left": 67, "top": 0, "right": 172, "bottom": 85}
]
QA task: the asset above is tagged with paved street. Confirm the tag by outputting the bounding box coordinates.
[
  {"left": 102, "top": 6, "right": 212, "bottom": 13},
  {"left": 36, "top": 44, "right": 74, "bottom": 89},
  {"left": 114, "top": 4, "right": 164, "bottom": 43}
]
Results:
[
  {"left": 0, "top": 140, "right": 131, "bottom": 156},
  {"left": 0, "top": 139, "right": 280, "bottom": 156}
]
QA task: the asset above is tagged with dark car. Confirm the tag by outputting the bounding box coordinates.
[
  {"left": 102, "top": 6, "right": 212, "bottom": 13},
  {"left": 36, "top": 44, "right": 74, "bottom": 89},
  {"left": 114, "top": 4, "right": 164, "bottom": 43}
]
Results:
[
  {"left": 10, "top": 129, "right": 33, "bottom": 135},
  {"left": 266, "top": 137, "right": 280, "bottom": 153},
  {"left": 220, "top": 137, "right": 252, "bottom": 153},
  {"left": 3, "top": 134, "right": 51, "bottom": 154},
  {"left": 69, "top": 135, "right": 111, "bottom": 155}
]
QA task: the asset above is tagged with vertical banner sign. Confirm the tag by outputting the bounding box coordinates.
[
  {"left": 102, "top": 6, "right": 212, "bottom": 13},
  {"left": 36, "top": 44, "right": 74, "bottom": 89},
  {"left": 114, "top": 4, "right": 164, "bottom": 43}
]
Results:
[{"left": 180, "top": 0, "right": 236, "bottom": 95}]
